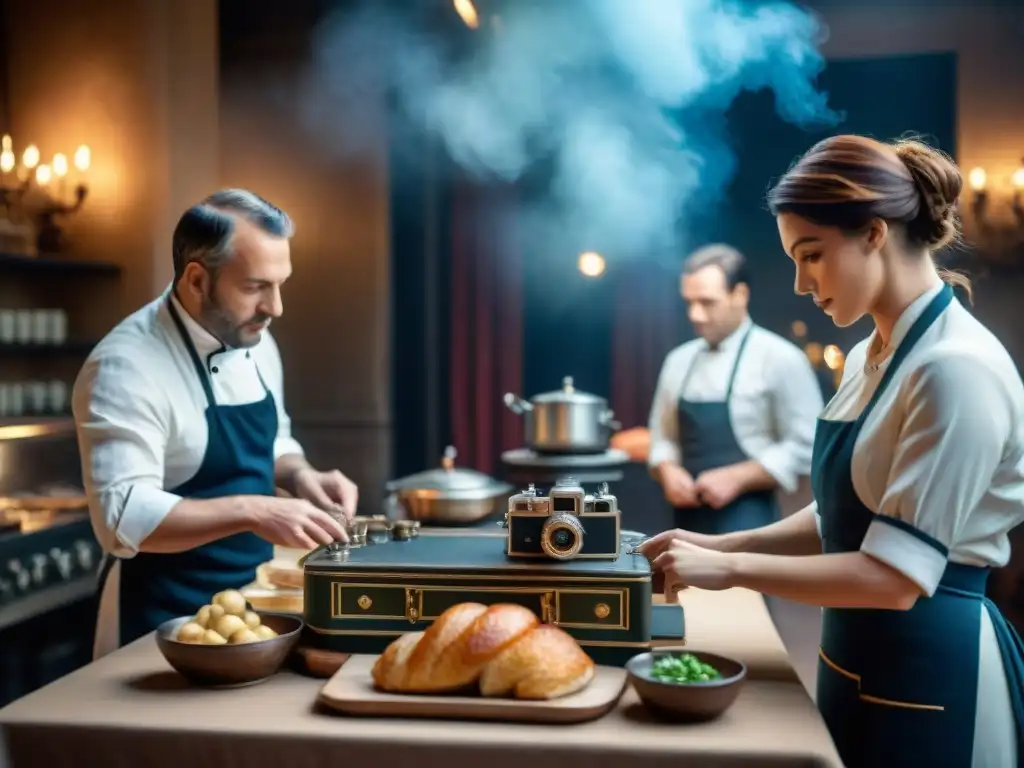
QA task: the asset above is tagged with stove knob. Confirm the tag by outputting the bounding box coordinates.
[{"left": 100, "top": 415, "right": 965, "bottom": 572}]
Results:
[
  {"left": 49, "top": 547, "right": 74, "bottom": 580},
  {"left": 30, "top": 553, "right": 49, "bottom": 585},
  {"left": 0, "top": 578, "right": 12, "bottom": 600},
  {"left": 6, "top": 560, "right": 30, "bottom": 591},
  {"left": 73, "top": 540, "right": 96, "bottom": 571}
]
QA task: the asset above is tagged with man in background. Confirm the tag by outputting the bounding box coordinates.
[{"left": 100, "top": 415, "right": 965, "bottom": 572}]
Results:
[{"left": 647, "top": 243, "right": 822, "bottom": 535}]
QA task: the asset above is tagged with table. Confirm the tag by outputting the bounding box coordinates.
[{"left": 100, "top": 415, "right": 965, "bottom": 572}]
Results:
[{"left": 0, "top": 584, "right": 840, "bottom": 767}]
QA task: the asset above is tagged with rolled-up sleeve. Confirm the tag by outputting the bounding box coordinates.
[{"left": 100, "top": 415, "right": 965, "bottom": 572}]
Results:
[
  {"left": 860, "top": 354, "right": 1008, "bottom": 597},
  {"left": 754, "top": 344, "right": 823, "bottom": 493},
  {"left": 72, "top": 354, "right": 181, "bottom": 557},
  {"left": 256, "top": 331, "right": 305, "bottom": 460},
  {"left": 647, "top": 349, "right": 685, "bottom": 470}
]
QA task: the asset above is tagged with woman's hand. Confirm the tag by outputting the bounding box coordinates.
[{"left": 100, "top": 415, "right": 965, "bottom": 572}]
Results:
[
  {"left": 637, "top": 527, "right": 730, "bottom": 561},
  {"left": 651, "top": 539, "right": 738, "bottom": 599}
]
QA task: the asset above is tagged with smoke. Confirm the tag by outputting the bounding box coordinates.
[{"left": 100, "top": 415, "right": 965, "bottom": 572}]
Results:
[{"left": 301, "top": 0, "right": 840, "bottom": 264}]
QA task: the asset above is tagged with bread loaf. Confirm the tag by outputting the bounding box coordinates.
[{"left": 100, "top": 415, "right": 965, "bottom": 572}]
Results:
[{"left": 371, "top": 603, "right": 595, "bottom": 700}]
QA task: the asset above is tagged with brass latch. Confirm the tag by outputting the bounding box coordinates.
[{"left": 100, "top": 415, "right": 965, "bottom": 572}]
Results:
[
  {"left": 540, "top": 591, "right": 558, "bottom": 625},
  {"left": 405, "top": 588, "right": 422, "bottom": 623}
]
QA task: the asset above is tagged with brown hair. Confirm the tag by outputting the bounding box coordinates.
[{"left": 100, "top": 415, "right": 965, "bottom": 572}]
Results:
[{"left": 766, "top": 134, "right": 972, "bottom": 302}]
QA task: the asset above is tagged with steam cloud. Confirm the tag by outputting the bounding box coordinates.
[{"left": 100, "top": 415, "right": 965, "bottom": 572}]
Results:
[{"left": 302, "top": 0, "right": 840, "bottom": 264}]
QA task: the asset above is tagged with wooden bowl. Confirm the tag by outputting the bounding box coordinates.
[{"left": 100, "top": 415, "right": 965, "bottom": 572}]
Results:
[
  {"left": 626, "top": 649, "right": 746, "bottom": 722},
  {"left": 155, "top": 612, "right": 303, "bottom": 688}
]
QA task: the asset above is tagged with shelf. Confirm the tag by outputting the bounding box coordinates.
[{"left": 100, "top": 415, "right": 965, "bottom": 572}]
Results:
[
  {"left": 0, "top": 253, "right": 121, "bottom": 276},
  {"left": 0, "top": 418, "right": 75, "bottom": 440},
  {"left": 0, "top": 342, "right": 97, "bottom": 357}
]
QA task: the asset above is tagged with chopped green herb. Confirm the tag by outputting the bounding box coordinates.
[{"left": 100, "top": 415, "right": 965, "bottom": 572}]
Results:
[{"left": 649, "top": 653, "right": 722, "bottom": 684}]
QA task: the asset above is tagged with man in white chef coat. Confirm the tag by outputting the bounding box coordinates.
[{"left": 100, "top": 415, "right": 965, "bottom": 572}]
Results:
[
  {"left": 73, "top": 189, "right": 355, "bottom": 657},
  {"left": 647, "top": 243, "right": 822, "bottom": 535}
]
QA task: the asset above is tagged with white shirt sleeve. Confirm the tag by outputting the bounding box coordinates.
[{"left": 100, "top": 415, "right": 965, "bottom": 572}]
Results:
[
  {"left": 257, "top": 331, "right": 305, "bottom": 460},
  {"left": 753, "top": 344, "right": 823, "bottom": 493},
  {"left": 860, "top": 353, "right": 1011, "bottom": 596},
  {"left": 647, "top": 349, "right": 684, "bottom": 469},
  {"left": 72, "top": 354, "right": 182, "bottom": 557}
]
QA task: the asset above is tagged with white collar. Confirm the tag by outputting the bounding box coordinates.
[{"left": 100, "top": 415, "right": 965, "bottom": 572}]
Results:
[
  {"left": 706, "top": 315, "right": 752, "bottom": 352},
  {"left": 166, "top": 289, "right": 254, "bottom": 369},
  {"left": 884, "top": 279, "right": 946, "bottom": 353}
]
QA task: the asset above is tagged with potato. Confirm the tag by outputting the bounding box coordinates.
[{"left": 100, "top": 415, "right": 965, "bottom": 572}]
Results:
[
  {"left": 229, "top": 627, "right": 260, "bottom": 645},
  {"left": 253, "top": 624, "right": 278, "bottom": 640},
  {"left": 202, "top": 629, "right": 227, "bottom": 645},
  {"left": 176, "top": 621, "right": 206, "bottom": 644},
  {"left": 243, "top": 610, "right": 261, "bottom": 630},
  {"left": 213, "top": 613, "right": 246, "bottom": 640},
  {"left": 213, "top": 589, "right": 247, "bottom": 617},
  {"left": 194, "top": 604, "right": 219, "bottom": 628}
]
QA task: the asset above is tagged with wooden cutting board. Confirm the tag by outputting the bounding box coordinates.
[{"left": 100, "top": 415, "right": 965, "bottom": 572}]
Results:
[{"left": 317, "top": 654, "right": 629, "bottom": 724}]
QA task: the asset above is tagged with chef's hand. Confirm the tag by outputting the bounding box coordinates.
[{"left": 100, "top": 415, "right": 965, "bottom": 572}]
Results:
[
  {"left": 637, "top": 527, "right": 729, "bottom": 561},
  {"left": 252, "top": 497, "right": 349, "bottom": 550},
  {"left": 651, "top": 539, "right": 736, "bottom": 599},
  {"left": 658, "top": 463, "right": 700, "bottom": 508},
  {"left": 292, "top": 468, "right": 359, "bottom": 520},
  {"left": 693, "top": 466, "right": 743, "bottom": 510}
]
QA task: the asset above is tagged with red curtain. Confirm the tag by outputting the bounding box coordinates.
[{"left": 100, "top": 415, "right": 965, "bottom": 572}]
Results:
[
  {"left": 449, "top": 176, "right": 525, "bottom": 475},
  {"left": 610, "top": 261, "right": 683, "bottom": 431}
]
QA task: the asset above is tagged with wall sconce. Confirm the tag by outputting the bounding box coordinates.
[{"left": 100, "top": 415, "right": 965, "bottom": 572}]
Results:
[
  {"left": 0, "top": 133, "right": 91, "bottom": 257},
  {"left": 966, "top": 161, "right": 1024, "bottom": 257}
]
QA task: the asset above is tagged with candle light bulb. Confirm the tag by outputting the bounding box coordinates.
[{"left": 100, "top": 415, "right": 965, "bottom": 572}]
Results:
[
  {"left": 35, "top": 163, "right": 52, "bottom": 185},
  {"left": 1012, "top": 167, "right": 1024, "bottom": 190},
  {"left": 0, "top": 151, "right": 14, "bottom": 173},
  {"left": 22, "top": 144, "right": 39, "bottom": 170},
  {"left": 73, "top": 144, "right": 90, "bottom": 172},
  {"left": 1, "top": 134, "right": 11, "bottom": 152},
  {"left": 967, "top": 167, "right": 987, "bottom": 192},
  {"left": 52, "top": 153, "right": 68, "bottom": 177}
]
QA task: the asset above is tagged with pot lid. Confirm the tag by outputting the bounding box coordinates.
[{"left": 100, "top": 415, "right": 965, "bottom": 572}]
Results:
[
  {"left": 385, "top": 446, "right": 511, "bottom": 496},
  {"left": 532, "top": 376, "right": 606, "bottom": 405}
]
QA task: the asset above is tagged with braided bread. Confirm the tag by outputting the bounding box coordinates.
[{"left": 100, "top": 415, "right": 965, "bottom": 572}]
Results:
[{"left": 371, "top": 602, "right": 595, "bottom": 700}]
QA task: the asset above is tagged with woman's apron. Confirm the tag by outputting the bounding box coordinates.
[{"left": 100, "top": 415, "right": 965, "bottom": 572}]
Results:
[
  {"left": 811, "top": 283, "right": 1024, "bottom": 766},
  {"left": 674, "top": 325, "right": 780, "bottom": 535},
  {"left": 96, "top": 299, "right": 278, "bottom": 647}
]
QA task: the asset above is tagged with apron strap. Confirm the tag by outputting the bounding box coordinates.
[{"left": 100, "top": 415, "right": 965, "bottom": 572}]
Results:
[
  {"left": 856, "top": 284, "right": 954, "bottom": 426},
  {"left": 725, "top": 324, "right": 754, "bottom": 401},
  {"left": 678, "top": 322, "right": 755, "bottom": 402},
  {"left": 166, "top": 296, "right": 217, "bottom": 409}
]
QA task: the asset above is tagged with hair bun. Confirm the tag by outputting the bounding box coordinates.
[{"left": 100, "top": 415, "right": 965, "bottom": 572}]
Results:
[{"left": 894, "top": 139, "right": 962, "bottom": 250}]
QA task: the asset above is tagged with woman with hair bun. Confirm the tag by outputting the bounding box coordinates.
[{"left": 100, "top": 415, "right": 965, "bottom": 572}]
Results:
[{"left": 640, "top": 135, "right": 1024, "bottom": 767}]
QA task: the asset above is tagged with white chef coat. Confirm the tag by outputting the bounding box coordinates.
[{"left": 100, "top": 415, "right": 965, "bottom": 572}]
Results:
[
  {"left": 647, "top": 317, "right": 823, "bottom": 493},
  {"left": 72, "top": 288, "right": 304, "bottom": 657},
  {"left": 817, "top": 279, "right": 1024, "bottom": 767}
]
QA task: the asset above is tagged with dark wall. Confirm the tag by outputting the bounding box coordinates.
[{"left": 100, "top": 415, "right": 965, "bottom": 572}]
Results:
[{"left": 0, "top": 0, "right": 7, "bottom": 133}]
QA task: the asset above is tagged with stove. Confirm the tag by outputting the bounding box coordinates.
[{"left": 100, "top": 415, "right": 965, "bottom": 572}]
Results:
[
  {"left": 0, "top": 506, "right": 102, "bottom": 630},
  {"left": 500, "top": 447, "right": 630, "bottom": 486}
]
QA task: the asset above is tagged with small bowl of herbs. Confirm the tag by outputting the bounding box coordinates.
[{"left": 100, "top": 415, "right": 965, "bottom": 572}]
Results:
[{"left": 625, "top": 649, "right": 747, "bottom": 722}]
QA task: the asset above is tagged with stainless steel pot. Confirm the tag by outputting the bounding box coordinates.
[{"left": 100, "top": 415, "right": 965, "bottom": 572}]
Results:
[
  {"left": 504, "top": 376, "right": 621, "bottom": 455},
  {"left": 384, "top": 446, "right": 513, "bottom": 525}
]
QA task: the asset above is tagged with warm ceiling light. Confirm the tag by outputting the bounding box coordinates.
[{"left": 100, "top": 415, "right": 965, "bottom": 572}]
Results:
[
  {"left": 578, "top": 251, "right": 606, "bottom": 278},
  {"left": 453, "top": 0, "right": 480, "bottom": 29}
]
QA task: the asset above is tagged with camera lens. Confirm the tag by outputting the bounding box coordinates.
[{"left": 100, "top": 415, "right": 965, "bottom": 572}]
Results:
[
  {"left": 551, "top": 528, "right": 575, "bottom": 551},
  {"left": 540, "top": 514, "right": 585, "bottom": 560}
]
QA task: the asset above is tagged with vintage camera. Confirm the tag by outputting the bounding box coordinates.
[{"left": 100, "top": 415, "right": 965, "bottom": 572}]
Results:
[{"left": 501, "top": 477, "right": 621, "bottom": 560}]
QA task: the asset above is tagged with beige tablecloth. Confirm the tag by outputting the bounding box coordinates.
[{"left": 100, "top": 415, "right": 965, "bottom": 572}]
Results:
[{"left": 0, "top": 587, "right": 839, "bottom": 768}]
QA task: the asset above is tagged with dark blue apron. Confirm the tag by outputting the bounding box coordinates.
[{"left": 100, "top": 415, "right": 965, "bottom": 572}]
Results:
[
  {"left": 674, "top": 325, "right": 779, "bottom": 535},
  {"left": 812, "top": 283, "right": 1024, "bottom": 767},
  {"left": 97, "top": 298, "right": 277, "bottom": 647}
]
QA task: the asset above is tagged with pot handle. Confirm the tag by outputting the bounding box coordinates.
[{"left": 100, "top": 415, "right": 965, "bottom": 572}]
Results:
[
  {"left": 503, "top": 392, "right": 533, "bottom": 415},
  {"left": 600, "top": 409, "right": 622, "bottom": 432}
]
